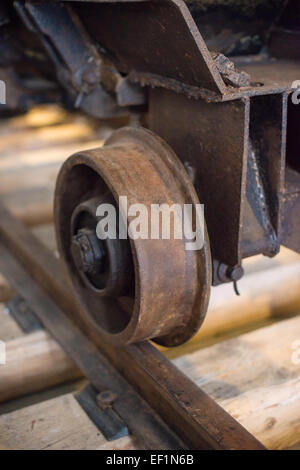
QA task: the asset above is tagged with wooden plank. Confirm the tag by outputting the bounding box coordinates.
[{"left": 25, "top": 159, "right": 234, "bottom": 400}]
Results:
[
  {"left": 173, "top": 314, "right": 300, "bottom": 399},
  {"left": 0, "top": 225, "right": 58, "bottom": 301},
  {"left": 0, "top": 305, "right": 22, "bottom": 342},
  {"left": 0, "top": 106, "right": 70, "bottom": 135},
  {"left": 173, "top": 315, "right": 300, "bottom": 449},
  {"left": 0, "top": 393, "right": 141, "bottom": 450},
  {"left": 3, "top": 187, "right": 54, "bottom": 227},
  {"left": 0, "top": 105, "right": 104, "bottom": 163},
  {"left": 1, "top": 310, "right": 299, "bottom": 448},
  {"left": 0, "top": 205, "right": 264, "bottom": 450},
  {"left": 0, "top": 145, "right": 101, "bottom": 228},
  {"left": 0, "top": 444, "right": 11, "bottom": 450},
  {"left": 243, "top": 248, "right": 300, "bottom": 275},
  {"left": 0, "top": 277, "right": 14, "bottom": 304},
  {"left": 167, "top": 260, "right": 300, "bottom": 356},
  {"left": 0, "top": 248, "right": 185, "bottom": 450},
  {"left": 0, "top": 122, "right": 98, "bottom": 161},
  {"left": 32, "top": 225, "right": 57, "bottom": 254},
  {"left": 0, "top": 105, "right": 104, "bottom": 229},
  {"left": 0, "top": 330, "right": 82, "bottom": 403},
  {"left": 221, "top": 378, "right": 300, "bottom": 450},
  {"left": 287, "top": 442, "right": 300, "bottom": 450}
]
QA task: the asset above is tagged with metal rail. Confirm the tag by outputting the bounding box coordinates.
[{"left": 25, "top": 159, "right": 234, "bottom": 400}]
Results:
[{"left": 0, "top": 203, "right": 265, "bottom": 450}]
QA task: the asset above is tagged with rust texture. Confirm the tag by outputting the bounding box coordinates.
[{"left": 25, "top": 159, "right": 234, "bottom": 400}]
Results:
[
  {"left": 0, "top": 2, "right": 298, "bottom": 323},
  {"left": 0, "top": 0, "right": 298, "bottom": 314},
  {"left": 55, "top": 127, "right": 211, "bottom": 346}
]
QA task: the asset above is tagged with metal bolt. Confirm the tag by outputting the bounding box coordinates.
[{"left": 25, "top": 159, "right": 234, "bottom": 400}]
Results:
[
  {"left": 226, "top": 265, "right": 244, "bottom": 282},
  {"left": 71, "top": 229, "right": 105, "bottom": 276},
  {"left": 96, "top": 390, "right": 117, "bottom": 410},
  {"left": 213, "top": 260, "right": 244, "bottom": 285}
]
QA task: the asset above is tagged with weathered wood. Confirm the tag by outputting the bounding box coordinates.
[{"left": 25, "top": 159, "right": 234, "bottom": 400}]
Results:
[
  {"left": 0, "top": 105, "right": 105, "bottom": 229},
  {"left": 0, "top": 105, "right": 103, "bottom": 162},
  {"left": 4, "top": 189, "right": 54, "bottom": 227},
  {"left": 0, "top": 245, "right": 185, "bottom": 450},
  {"left": 173, "top": 314, "right": 300, "bottom": 399},
  {"left": 0, "top": 205, "right": 264, "bottom": 450},
  {"left": 0, "top": 330, "right": 82, "bottom": 403},
  {"left": 243, "top": 248, "right": 300, "bottom": 275},
  {"left": 0, "top": 275, "right": 14, "bottom": 303},
  {"left": 221, "top": 378, "right": 300, "bottom": 450},
  {"left": 287, "top": 442, "right": 300, "bottom": 450},
  {"left": 0, "top": 305, "right": 22, "bottom": 341},
  {"left": 32, "top": 224, "right": 57, "bottom": 254},
  {"left": 0, "top": 393, "right": 141, "bottom": 450},
  {"left": 0, "top": 444, "right": 11, "bottom": 450},
  {"left": 0, "top": 122, "right": 97, "bottom": 161},
  {"left": 173, "top": 314, "right": 300, "bottom": 449},
  {"left": 180, "top": 261, "right": 300, "bottom": 349},
  {"left": 2, "top": 306, "right": 299, "bottom": 449}
]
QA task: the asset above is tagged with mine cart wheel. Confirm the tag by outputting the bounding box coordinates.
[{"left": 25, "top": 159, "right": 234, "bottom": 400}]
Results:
[{"left": 54, "top": 127, "right": 211, "bottom": 346}]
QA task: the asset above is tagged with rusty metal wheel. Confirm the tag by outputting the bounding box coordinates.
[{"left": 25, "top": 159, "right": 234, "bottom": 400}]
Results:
[{"left": 54, "top": 127, "right": 211, "bottom": 346}]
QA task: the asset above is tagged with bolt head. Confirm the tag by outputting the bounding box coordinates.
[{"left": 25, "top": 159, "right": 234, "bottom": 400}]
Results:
[
  {"left": 71, "top": 229, "right": 105, "bottom": 276},
  {"left": 96, "top": 390, "right": 117, "bottom": 410},
  {"left": 227, "top": 265, "right": 244, "bottom": 282}
]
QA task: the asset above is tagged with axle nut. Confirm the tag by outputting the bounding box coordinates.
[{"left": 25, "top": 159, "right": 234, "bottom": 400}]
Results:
[{"left": 71, "top": 229, "right": 105, "bottom": 276}]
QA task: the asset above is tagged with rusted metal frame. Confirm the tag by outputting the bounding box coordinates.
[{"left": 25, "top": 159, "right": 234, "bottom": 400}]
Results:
[
  {"left": 281, "top": 93, "right": 300, "bottom": 253},
  {"left": 57, "top": 0, "right": 300, "bottom": 103},
  {"left": 241, "top": 93, "right": 287, "bottom": 258},
  {"left": 282, "top": 188, "right": 300, "bottom": 253},
  {"left": 14, "top": 1, "right": 124, "bottom": 118},
  {"left": 13, "top": 1, "right": 300, "bottom": 106},
  {"left": 128, "top": 69, "right": 295, "bottom": 103},
  {"left": 0, "top": 65, "right": 60, "bottom": 112},
  {"left": 128, "top": 56, "right": 300, "bottom": 103},
  {"left": 149, "top": 87, "right": 249, "bottom": 268},
  {"left": 15, "top": 1, "right": 146, "bottom": 111},
  {"left": 0, "top": 203, "right": 265, "bottom": 450},
  {"left": 70, "top": 0, "right": 226, "bottom": 94},
  {"left": 54, "top": 128, "right": 212, "bottom": 347},
  {"left": 148, "top": 86, "right": 298, "bottom": 271}
]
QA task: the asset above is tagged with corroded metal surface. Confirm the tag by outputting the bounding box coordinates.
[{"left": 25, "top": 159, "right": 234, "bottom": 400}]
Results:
[
  {"left": 55, "top": 127, "right": 211, "bottom": 346},
  {"left": 0, "top": 0, "right": 299, "bottom": 315}
]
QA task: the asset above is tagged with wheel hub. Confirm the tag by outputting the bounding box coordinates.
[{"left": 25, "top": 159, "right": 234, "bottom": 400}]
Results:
[{"left": 54, "top": 127, "right": 212, "bottom": 346}]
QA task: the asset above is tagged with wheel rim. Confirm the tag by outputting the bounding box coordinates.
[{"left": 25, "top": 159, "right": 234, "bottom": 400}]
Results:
[{"left": 54, "top": 127, "right": 211, "bottom": 346}]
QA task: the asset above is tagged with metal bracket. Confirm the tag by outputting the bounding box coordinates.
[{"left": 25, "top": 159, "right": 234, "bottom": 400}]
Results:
[
  {"left": 6, "top": 295, "right": 42, "bottom": 333},
  {"left": 75, "top": 384, "right": 129, "bottom": 442}
]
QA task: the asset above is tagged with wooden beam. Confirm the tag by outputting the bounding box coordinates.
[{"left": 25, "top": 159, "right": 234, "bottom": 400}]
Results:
[
  {"left": 0, "top": 330, "right": 82, "bottom": 403},
  {"left": 0, "top": 203, "right": 264, "bottom": 450},
  {"left": 0, "top": 305, "right": 22, "bottom": 341},
  {"left": 173, "top": 314, "right": 300, "bottom": 399},
  {"left": 0, "top": 246, "right": 185, "bottom": 450},
  {"left": 193, "top": 261, "right": 300, "bottom": 344},
  {"left": 1, "top": 312, "right": 298, "bottom": 449},
  {"left": 0, "top": 275, "right": 14, "bottom": 303},
  {"left": 0, "top": 394, "right": 141, "bottom": 450},
  {"left": 221, "top": 378, "right": 300, "bottom": 450}
]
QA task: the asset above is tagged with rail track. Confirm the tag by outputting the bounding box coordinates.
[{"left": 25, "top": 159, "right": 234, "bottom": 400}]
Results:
[{"left": 0, "top": 107, "right": 299, "bottom": 450}]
